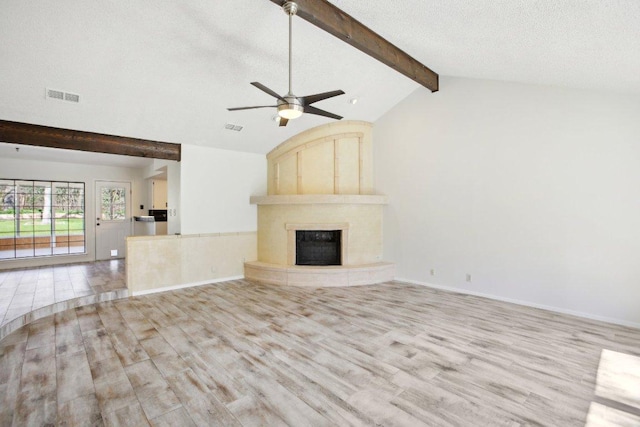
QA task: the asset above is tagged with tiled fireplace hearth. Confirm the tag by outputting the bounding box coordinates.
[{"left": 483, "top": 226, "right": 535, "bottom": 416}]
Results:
[{"left": 244, "top": 121, "right": 395, "bottom": 287}]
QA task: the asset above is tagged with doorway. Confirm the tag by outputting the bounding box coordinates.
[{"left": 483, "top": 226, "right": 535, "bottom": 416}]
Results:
[{"left": 95, "top": 181, "right": 131, "bottom": 260}]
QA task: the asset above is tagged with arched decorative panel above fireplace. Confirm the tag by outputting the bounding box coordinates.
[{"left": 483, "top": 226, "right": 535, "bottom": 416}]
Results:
[{"left": 266, "top": 121, "right": 374, "bottom": 196}]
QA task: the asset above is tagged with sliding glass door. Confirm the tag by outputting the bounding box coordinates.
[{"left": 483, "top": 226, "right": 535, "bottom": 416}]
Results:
[{"left": 0, "top": 179, "right": 85, "bottom": 259}]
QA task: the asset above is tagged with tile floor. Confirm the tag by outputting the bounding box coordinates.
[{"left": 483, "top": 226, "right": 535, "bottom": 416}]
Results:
[
  {"left": 1, "top": 279, "right": 639, "bottom": 426},
  {"left": 0, "top": 260, "right": 127, "bottom": 340}
]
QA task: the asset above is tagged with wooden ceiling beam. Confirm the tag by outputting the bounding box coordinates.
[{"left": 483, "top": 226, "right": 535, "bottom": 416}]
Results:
[
  {"left": 269, "top": 0, "right": 439, "bottom": 92},
  {"left": 0, "top": 120, "right": 181, "bottom": 162}
]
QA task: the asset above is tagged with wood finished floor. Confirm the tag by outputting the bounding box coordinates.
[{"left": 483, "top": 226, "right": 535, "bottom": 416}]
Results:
[{"left": 0, "top": 279, "right": 639, "bottom": 426}]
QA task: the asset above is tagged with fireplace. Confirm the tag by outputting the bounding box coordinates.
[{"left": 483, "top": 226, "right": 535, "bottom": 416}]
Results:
[
  {"left": 244, "top": 120, "right": 395, "bottom": 287},
  {"left": 245, "top": 211, "right": 395, "bottom": 286},
  {"left": 296, "top": 230, "right": 341, "bottom": 266}
]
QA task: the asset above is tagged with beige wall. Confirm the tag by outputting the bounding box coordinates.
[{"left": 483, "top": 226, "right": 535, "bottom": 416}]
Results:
[
  {"left": 257, "top": 204, "right": 383, "bottom": 266},
  {"left": 266, "top": 121, "right": 374, "bottom": 195},
  {"left": 126, "top": 232, "right": 257, "bottom": 294}
]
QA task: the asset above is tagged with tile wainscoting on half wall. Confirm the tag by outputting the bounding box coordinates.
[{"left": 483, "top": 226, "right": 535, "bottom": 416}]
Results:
[{"left": 126, "top": 232, "right": 257, "bottom": 295}]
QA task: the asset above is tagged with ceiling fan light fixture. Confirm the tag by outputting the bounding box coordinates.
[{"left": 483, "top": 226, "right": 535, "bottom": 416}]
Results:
[{"left": 277, "top": 102, "right": 303, "bottom": 119}]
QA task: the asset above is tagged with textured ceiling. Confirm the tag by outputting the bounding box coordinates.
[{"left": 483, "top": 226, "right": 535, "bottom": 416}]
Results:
[{"left": 0, "top": 0, "right": 638, "bottom": 161}]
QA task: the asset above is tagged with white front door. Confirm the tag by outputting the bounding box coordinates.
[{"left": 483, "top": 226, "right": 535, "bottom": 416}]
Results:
[{"left": 95, "top": 181, "right": 131, "bottom": 260}]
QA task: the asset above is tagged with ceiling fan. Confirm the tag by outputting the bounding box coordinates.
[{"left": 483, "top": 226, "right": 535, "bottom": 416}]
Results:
[{"left": 227, "top": 1, "right": 345, "bottom": 127}]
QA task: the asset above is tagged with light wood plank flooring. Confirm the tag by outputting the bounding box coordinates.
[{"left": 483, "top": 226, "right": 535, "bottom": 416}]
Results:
[{"left": 1, "top": 279, "right": 639, "bottom": 426}]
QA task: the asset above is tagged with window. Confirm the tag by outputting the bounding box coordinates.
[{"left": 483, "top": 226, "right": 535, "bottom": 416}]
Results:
[
  {"left": 0, "top": 179, "right": 85, "bottom": 259},
  {"left": 100, "top": 187, "right": 126, "bottom": 221}
]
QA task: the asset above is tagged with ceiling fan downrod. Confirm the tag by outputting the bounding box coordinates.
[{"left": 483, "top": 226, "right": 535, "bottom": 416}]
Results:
[{"left": 283, "top": 1, "right": 298, "bottom": 96}]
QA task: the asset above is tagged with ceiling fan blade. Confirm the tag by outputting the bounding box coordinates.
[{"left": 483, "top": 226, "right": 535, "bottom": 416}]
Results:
[
  {"left": 251, "top": 82, "right": 286, "bottom": 101},
  {"left": 227, "top": 105, "right": 276, "bottom": 111},
  {"left": 304, "top": 105, "right": 343, "bottom": 120},
  {"left": 278, "top": 117, "right": 289, "bottom": 127},
  {"left": 300, "top": 90, "right": 345, "bottom": 106}
]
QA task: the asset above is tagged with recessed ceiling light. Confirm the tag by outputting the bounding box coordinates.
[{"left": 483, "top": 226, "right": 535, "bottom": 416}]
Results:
[{"left": 349, "top": 98, "right": 358, "bottom": 105}]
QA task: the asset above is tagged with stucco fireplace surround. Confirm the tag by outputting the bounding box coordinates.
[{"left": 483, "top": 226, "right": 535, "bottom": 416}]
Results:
[{"left": 244, "top": 121, "right": 395, "bottom": 287}]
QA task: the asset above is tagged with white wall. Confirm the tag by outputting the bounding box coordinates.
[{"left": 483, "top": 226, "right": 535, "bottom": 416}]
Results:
[
  {"left": 0, "top": 143, "right": 265, "bottom": 272},
  {"left": 0, "top": 157, "right": 145, "bottom": 269},
  {"left": 375, "top": 77, "right": 640, "bottom": 326},
  {"left": 179, "top": 144, "right": 266, "bottom": 235},
  {"left": 167, "top": 160, "right": 181, "bottom": 235}
]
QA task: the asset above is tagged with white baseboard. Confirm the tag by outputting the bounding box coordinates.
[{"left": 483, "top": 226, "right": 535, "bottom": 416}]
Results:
[
  {"left": 131, "top": 275, "right": 244, "bottom": 297},
  {"left": 396, "top": 277, "right": 640, "bottom": 330}
]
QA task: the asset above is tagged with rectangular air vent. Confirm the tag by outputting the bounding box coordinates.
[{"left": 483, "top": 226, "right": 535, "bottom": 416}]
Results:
[
  {"left": 47, "top": 89, "right": 64, "bottom": 100},
  {"left": 224, "top": 123, "right": 243, "bottom": 132},
  {"left": 46, "top": 88, "right": 80, "bottom": 103},
  {"left": 64, "top": 92, "right": 80, "bottom": 103}
]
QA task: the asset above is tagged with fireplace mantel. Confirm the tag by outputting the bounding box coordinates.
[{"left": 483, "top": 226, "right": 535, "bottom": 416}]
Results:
[{"left": 250, "top": 195, "right": 387, "bottom": 205}]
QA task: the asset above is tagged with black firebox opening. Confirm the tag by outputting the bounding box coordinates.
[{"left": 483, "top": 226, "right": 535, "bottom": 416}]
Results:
[{"left": 296, "top": 230, "right": 341, "bottom": 266}]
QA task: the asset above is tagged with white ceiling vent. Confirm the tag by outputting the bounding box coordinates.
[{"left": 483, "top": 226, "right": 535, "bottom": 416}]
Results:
[
  {"left": 224, "top": 123, "right": 243, "bottom": 132},
  {"left": 64, "top": 92, "right": 80, "bottom": 103},
  {"left": 47, "top": 89, "right": 64, "bottom": 100},
  {"left": 46, "top": 88, "right": 80, "bottom": 103}
]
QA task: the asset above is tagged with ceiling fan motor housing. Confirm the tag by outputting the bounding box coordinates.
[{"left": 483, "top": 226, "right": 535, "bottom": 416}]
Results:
[{"left": 277, "top": 96, "right": 304, "bottom": 119}]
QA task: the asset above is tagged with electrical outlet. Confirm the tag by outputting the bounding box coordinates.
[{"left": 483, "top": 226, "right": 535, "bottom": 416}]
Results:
[
  {"left": 430, "top": 269, "right": 435, "bottom": 276},
  {"left": 466, "top": 274, "right": 472, "bottom": 282}
]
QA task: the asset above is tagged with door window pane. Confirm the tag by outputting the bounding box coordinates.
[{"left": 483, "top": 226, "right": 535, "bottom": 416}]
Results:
[{"left": 101, "top": 187, "right": 126, "bottom": 221}]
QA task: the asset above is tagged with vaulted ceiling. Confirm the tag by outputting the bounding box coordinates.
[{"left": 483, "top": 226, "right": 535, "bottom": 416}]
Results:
[{"left": 1, "top": 1, "right": 638, "bottom": 158}]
